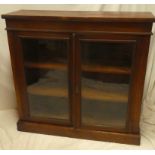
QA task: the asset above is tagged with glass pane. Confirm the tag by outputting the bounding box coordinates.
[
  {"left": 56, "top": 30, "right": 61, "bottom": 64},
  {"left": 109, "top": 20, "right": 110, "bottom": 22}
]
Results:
[
  {"left": 81, "top": 41, "right": 134, "bottom": 128},
  {"left": 21, "top": 38, "right": 69, "bottom": 121},
  {"left": 81, "top": 41, "right": 133, "bottom": 67}
]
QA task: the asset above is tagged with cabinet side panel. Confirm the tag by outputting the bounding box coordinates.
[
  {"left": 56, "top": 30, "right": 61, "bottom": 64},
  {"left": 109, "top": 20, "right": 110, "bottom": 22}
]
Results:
[
  {"left": 7, "top": 31, "right": 29, "bottom": 119},
  {"left": 129, "top": 36, "right": 151, "bottom": 133}
]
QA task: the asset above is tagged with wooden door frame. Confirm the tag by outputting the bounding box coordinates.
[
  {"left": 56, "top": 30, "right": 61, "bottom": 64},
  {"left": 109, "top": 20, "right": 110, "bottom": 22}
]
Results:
[
  {"left": 74, "top": 32, "right": 149, "bottom": 134},
  {"left": 8, "top": 30, "right": 75, "bottom": 126}
]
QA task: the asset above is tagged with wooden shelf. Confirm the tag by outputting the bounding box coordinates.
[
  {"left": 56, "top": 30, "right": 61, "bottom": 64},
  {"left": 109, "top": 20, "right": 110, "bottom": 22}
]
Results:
[
  {"left": 82, "top": 87, "right": 128, "bottom": 103},
  {"left": 28, "top": 83, "right": 128, "bottom": 103},
  {"left": 29, "top": 94, "right": 126, "bottom": 127},
  {"left": 25, "top": 62, "right": 131, "bottom": 75},
  {"left": 28, "top": 86, "right": 68, "bottom": 98},
  {"left": 25, "top": 62, "right": 67, "bottom": 70},
  {"left": 82, "top": 64, "right": 131, "bottom": 75}
]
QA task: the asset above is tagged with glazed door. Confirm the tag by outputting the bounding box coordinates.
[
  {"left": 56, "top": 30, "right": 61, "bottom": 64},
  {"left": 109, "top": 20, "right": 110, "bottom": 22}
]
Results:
[
  {"left": 14, "top": 32, "right": 73, "bottom": 125},
  {"left": 76, "top": 34, "right": 138, "bottom": 132}
]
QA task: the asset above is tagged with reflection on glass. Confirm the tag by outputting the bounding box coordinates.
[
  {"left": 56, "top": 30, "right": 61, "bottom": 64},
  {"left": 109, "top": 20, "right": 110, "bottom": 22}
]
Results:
[
  {"left": 81, "top": 76, "right": 129, "bottom": 127},
  {"left": 22, "top": 39, "right": 68, "bottom": 64},
  {"left": 81, "top": 41, "right": 133, "bottom": 67},
  {"left": 22, "top": 39, "right": 69, "bottom": 121},
  {"left": 81, "top": 41, "right": 134, "bottom": 128}
]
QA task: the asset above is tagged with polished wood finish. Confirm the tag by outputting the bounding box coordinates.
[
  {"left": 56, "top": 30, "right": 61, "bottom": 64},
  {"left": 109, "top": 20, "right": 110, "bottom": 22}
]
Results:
[
  {"left": 25, "top": 62, "right": 67, "bottom": 70},
  {"left": 82, "top": 65, "right": 131, "bottom": 75},
  {"left": 2, "top": 10, "right": 155, "bottom": 22},
  {"left": 2, "top": 10, "right": 155, "bottom": 145},
  {"left": 25, "top": 62, "right": 131, "bottom": 74},
  {"left": 18, "top": 120, "right": 140, "bottom": 145}
]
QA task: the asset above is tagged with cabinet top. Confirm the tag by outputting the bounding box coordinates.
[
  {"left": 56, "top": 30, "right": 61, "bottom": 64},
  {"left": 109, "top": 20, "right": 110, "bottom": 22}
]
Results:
[{"left": 2, "top": 10, "right": 155, "bottom": 22}]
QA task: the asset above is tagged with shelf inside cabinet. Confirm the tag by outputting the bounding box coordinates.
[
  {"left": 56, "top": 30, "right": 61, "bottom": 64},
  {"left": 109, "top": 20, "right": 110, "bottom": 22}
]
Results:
[
  {"left": 82, "top": 64, "right": 131, "bottom": 75},
  {"left": 25, "top": 62, "right": 131, "bottom": 75},
  {"left": 82, "top": 86, "right": 128, "bottom": 103},
  {"left": 25, "top": 62, "right": 67, "bottom": 70},
  {"left": 28, "top": 86, "right": 68, "bottom": 97},
  {"left": 28, "top": 93, "right": 126, "bottom": 127},
  {"left": 27, "top": 81, "right": 128, "bottom": 103}
]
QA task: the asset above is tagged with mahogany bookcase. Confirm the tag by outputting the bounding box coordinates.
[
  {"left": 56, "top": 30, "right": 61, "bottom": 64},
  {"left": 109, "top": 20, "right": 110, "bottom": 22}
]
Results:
[{"left": 2, "top": 10, "right": 155, "bottom": 145}]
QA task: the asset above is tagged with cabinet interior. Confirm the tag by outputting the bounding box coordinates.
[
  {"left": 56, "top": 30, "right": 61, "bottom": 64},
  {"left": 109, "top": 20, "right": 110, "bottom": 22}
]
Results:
[{"left": 20, "top": 38, "right": 133, "bottom": 129}]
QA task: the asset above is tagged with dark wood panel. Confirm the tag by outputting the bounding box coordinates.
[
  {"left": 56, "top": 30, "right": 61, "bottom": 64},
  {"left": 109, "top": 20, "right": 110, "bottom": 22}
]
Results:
[
  {"left": 17, "top": 120, "right": 140, "bottom": 145},
  {"left": 7, "top": 32, "right": 30, "bottom": 119},
  {"left": 5, "top": 20, "right": 153, "bottom": 34},
  {"left": 127, "top": 36, "right": 151, "bottom": 133},
  {"left": 2, "top": 10, "right": 155, "bottom": 22}
]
